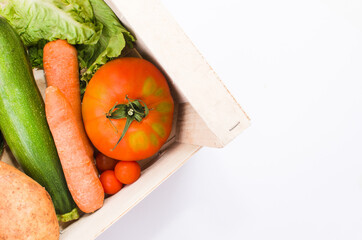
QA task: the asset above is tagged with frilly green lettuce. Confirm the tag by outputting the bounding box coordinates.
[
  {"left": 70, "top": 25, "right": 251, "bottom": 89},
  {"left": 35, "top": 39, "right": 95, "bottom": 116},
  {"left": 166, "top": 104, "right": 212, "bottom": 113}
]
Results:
[
  {"left": 28, "top": 40, "right": 47, "bottom": 68},
  {"left": 0, "top": 0, "right": 135, "bottom": 161},
  {"left": 0, "top": 0, "right": 102, "bottom": 46},
  {"left": 77, "top": 0, "right": 135, "bottom": 94},
  {"left": 0, "top": 0, "right": 135, "bottom": 93}
]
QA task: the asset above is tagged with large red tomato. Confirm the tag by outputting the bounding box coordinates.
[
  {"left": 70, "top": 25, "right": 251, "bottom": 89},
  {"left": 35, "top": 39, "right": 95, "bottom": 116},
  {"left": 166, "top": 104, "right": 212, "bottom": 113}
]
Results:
[{"left": 82, "top": 58, "right": 174, "bottom": 161}]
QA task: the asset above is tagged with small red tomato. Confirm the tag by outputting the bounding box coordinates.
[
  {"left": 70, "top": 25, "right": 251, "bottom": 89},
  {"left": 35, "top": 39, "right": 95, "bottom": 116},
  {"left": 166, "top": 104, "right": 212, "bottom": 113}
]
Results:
[
  {"left": 96, "top": 152, "right": 118, "bottom": 172},
  {"left": 115, "top": 161, "right": 141, "bottom": 184},
  {"left": 99, "top": 170, "right": 123, "bottom": 195}
]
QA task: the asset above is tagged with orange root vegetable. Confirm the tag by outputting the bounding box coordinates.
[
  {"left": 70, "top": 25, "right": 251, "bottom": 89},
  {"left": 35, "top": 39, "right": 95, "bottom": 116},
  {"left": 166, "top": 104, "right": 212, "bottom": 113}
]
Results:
[
  {"left": 45, "top": 86, "right": 104, "bottom": 213},
  {"left": 43, "top": 39, "right": 93, "bottom": 157}
]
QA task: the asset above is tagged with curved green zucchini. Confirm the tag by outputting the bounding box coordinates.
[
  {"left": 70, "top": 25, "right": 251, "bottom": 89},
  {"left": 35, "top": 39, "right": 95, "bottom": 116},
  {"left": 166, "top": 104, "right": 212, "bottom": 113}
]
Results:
[{"left": 0, "top": 16, "right": 78, "bottom": 221}]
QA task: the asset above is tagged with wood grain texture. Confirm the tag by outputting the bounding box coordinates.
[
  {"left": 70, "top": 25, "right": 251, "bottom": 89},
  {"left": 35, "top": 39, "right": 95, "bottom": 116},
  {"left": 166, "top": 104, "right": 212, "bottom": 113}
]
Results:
[
  {"left": 60, "top": 142, "right": 201, "bottom": 240},
  {"left": 176, "top": 103, "right": 223, "bottom": 147}
]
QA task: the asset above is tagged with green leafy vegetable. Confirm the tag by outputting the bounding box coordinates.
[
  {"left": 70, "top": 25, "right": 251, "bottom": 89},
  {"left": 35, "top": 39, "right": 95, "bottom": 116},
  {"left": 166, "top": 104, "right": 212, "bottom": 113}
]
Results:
[
  {"left": 77, "top": 0, "right": 135, "bottom": 94},
  {"left": 0, "top": 0, "right": 135, "bottom": 92},
  {"left": 28, "top": 40, "right": 47, "bottom": 68},
  {"left": 0, "top": 0, "right": 102, "bottom": 46}
]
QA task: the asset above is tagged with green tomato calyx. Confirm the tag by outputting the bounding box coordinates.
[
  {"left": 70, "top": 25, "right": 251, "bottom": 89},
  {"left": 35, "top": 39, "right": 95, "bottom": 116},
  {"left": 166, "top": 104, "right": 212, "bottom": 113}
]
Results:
[{"left": 106, "top": 96, "right": 149, "bottom": 151}]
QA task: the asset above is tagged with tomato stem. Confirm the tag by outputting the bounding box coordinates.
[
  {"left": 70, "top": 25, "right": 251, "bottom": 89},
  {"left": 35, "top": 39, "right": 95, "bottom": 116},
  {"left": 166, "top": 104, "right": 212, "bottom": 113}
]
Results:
[{"left": 106, "top": 95, "right": 149, "bottom": 151}]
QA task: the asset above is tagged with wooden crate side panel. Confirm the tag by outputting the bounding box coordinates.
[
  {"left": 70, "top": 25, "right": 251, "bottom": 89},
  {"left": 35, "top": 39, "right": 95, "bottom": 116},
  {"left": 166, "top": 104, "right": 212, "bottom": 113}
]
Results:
[
  {"left": 60, "top": 143, "right": 201, "bottom": 240},
  {"left": 106, "top": 0, "right": 250, "bottom": 147},
  {"left": 176, "top": 103, "right": 224, "bottom": 148}
]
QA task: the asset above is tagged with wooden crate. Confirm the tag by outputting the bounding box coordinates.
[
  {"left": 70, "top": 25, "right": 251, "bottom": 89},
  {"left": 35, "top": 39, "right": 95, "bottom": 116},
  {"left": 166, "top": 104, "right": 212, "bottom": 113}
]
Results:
[{"left": 0, "top": 0, "right": 250, "bottom": 239}]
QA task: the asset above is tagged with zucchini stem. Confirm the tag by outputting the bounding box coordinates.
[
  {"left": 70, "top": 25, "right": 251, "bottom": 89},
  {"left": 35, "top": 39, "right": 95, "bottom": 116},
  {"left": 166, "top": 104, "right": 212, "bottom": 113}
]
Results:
[{"left": 57, "top": 208, "right": 79, "bottom": 222}]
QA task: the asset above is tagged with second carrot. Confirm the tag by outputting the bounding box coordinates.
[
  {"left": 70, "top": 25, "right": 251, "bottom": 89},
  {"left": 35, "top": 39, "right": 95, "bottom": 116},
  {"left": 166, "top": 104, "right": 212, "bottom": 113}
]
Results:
[{"left": 43, "top": 39, "right": 94, "bottom": 158}]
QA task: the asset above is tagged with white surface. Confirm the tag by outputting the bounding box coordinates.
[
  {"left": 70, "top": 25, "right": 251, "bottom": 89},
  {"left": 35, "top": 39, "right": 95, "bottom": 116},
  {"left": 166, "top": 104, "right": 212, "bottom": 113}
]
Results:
[{"left": 97, "top": 0, "right": 362, "bottom": 239}]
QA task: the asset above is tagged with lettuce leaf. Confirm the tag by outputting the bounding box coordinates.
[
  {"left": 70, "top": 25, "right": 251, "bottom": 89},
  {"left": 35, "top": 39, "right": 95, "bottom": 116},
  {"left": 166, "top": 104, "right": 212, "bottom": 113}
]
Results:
[
  {"left": 0, "top": 0, "right": 135, "bottom": 93},
  {"left": 77, "top": 0, "right": 135, "bottom": 94},
  {"left": 0, "top": 0, "right": 102, "bottom": 46},
  {"left": 28, "top": 40, "right": 47, "bottom": 68}
]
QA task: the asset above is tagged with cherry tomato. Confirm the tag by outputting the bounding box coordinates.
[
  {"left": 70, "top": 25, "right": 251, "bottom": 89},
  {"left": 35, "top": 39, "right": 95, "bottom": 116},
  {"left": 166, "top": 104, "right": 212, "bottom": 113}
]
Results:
[
  {"left": 82, "top": 58, "right": 174, "bottom": 161},
  {"left": 99, "top": 170, "right": 123, "bottom": 195},
  {"left": 96, "top": 152, "right": 118, "bottom": 172},
  {"left": 114, "top": 161, "right": 141, "bottom": 184}
]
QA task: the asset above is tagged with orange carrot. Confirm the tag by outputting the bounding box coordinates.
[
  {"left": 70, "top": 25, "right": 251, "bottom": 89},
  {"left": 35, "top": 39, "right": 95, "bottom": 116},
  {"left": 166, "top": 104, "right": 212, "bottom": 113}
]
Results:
[
  {"left": 43, "top": 39, "right": 93, "bottom": 157},
  {"left": 45, "top": 86, "right": 104, "bottom": 213}
]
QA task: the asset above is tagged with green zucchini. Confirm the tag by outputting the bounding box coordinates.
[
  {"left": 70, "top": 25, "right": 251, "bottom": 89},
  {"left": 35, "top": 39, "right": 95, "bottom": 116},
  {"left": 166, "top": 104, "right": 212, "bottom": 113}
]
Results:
[{"left": 0, "top": 17, "right": 78, "bottom": 222}]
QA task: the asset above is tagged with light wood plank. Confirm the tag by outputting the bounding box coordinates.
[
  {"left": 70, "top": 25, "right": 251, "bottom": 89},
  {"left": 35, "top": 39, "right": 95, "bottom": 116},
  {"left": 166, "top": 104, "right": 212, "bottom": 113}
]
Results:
[
  {"left": 176, "top": 103, "right": 223, "bottom": 147},
  {"left": 105, "top": 0, "right": 250, "bottom": 147},
  {"left": 60, "top": 142, "right": 201, "bottom": 240}
]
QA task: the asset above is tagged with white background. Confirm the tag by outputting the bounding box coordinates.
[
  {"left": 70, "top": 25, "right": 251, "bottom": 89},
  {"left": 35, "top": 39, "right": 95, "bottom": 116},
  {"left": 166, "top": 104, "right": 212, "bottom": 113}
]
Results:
[{"left": 98, "top": 0, "right": 362, "bottom": 239}]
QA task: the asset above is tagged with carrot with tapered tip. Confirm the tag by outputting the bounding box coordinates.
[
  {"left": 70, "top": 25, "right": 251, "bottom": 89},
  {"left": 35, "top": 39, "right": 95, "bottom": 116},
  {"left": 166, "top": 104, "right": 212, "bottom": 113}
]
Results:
[{"left": 45, "top": 86, "right": 104, "bottom": 213}]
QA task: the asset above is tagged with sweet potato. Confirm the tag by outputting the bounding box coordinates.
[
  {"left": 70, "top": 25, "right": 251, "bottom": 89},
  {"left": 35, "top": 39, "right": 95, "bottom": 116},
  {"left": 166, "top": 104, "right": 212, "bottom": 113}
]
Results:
[{"left": 0, "top": 161, "right": 59, "bottom": 240}]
